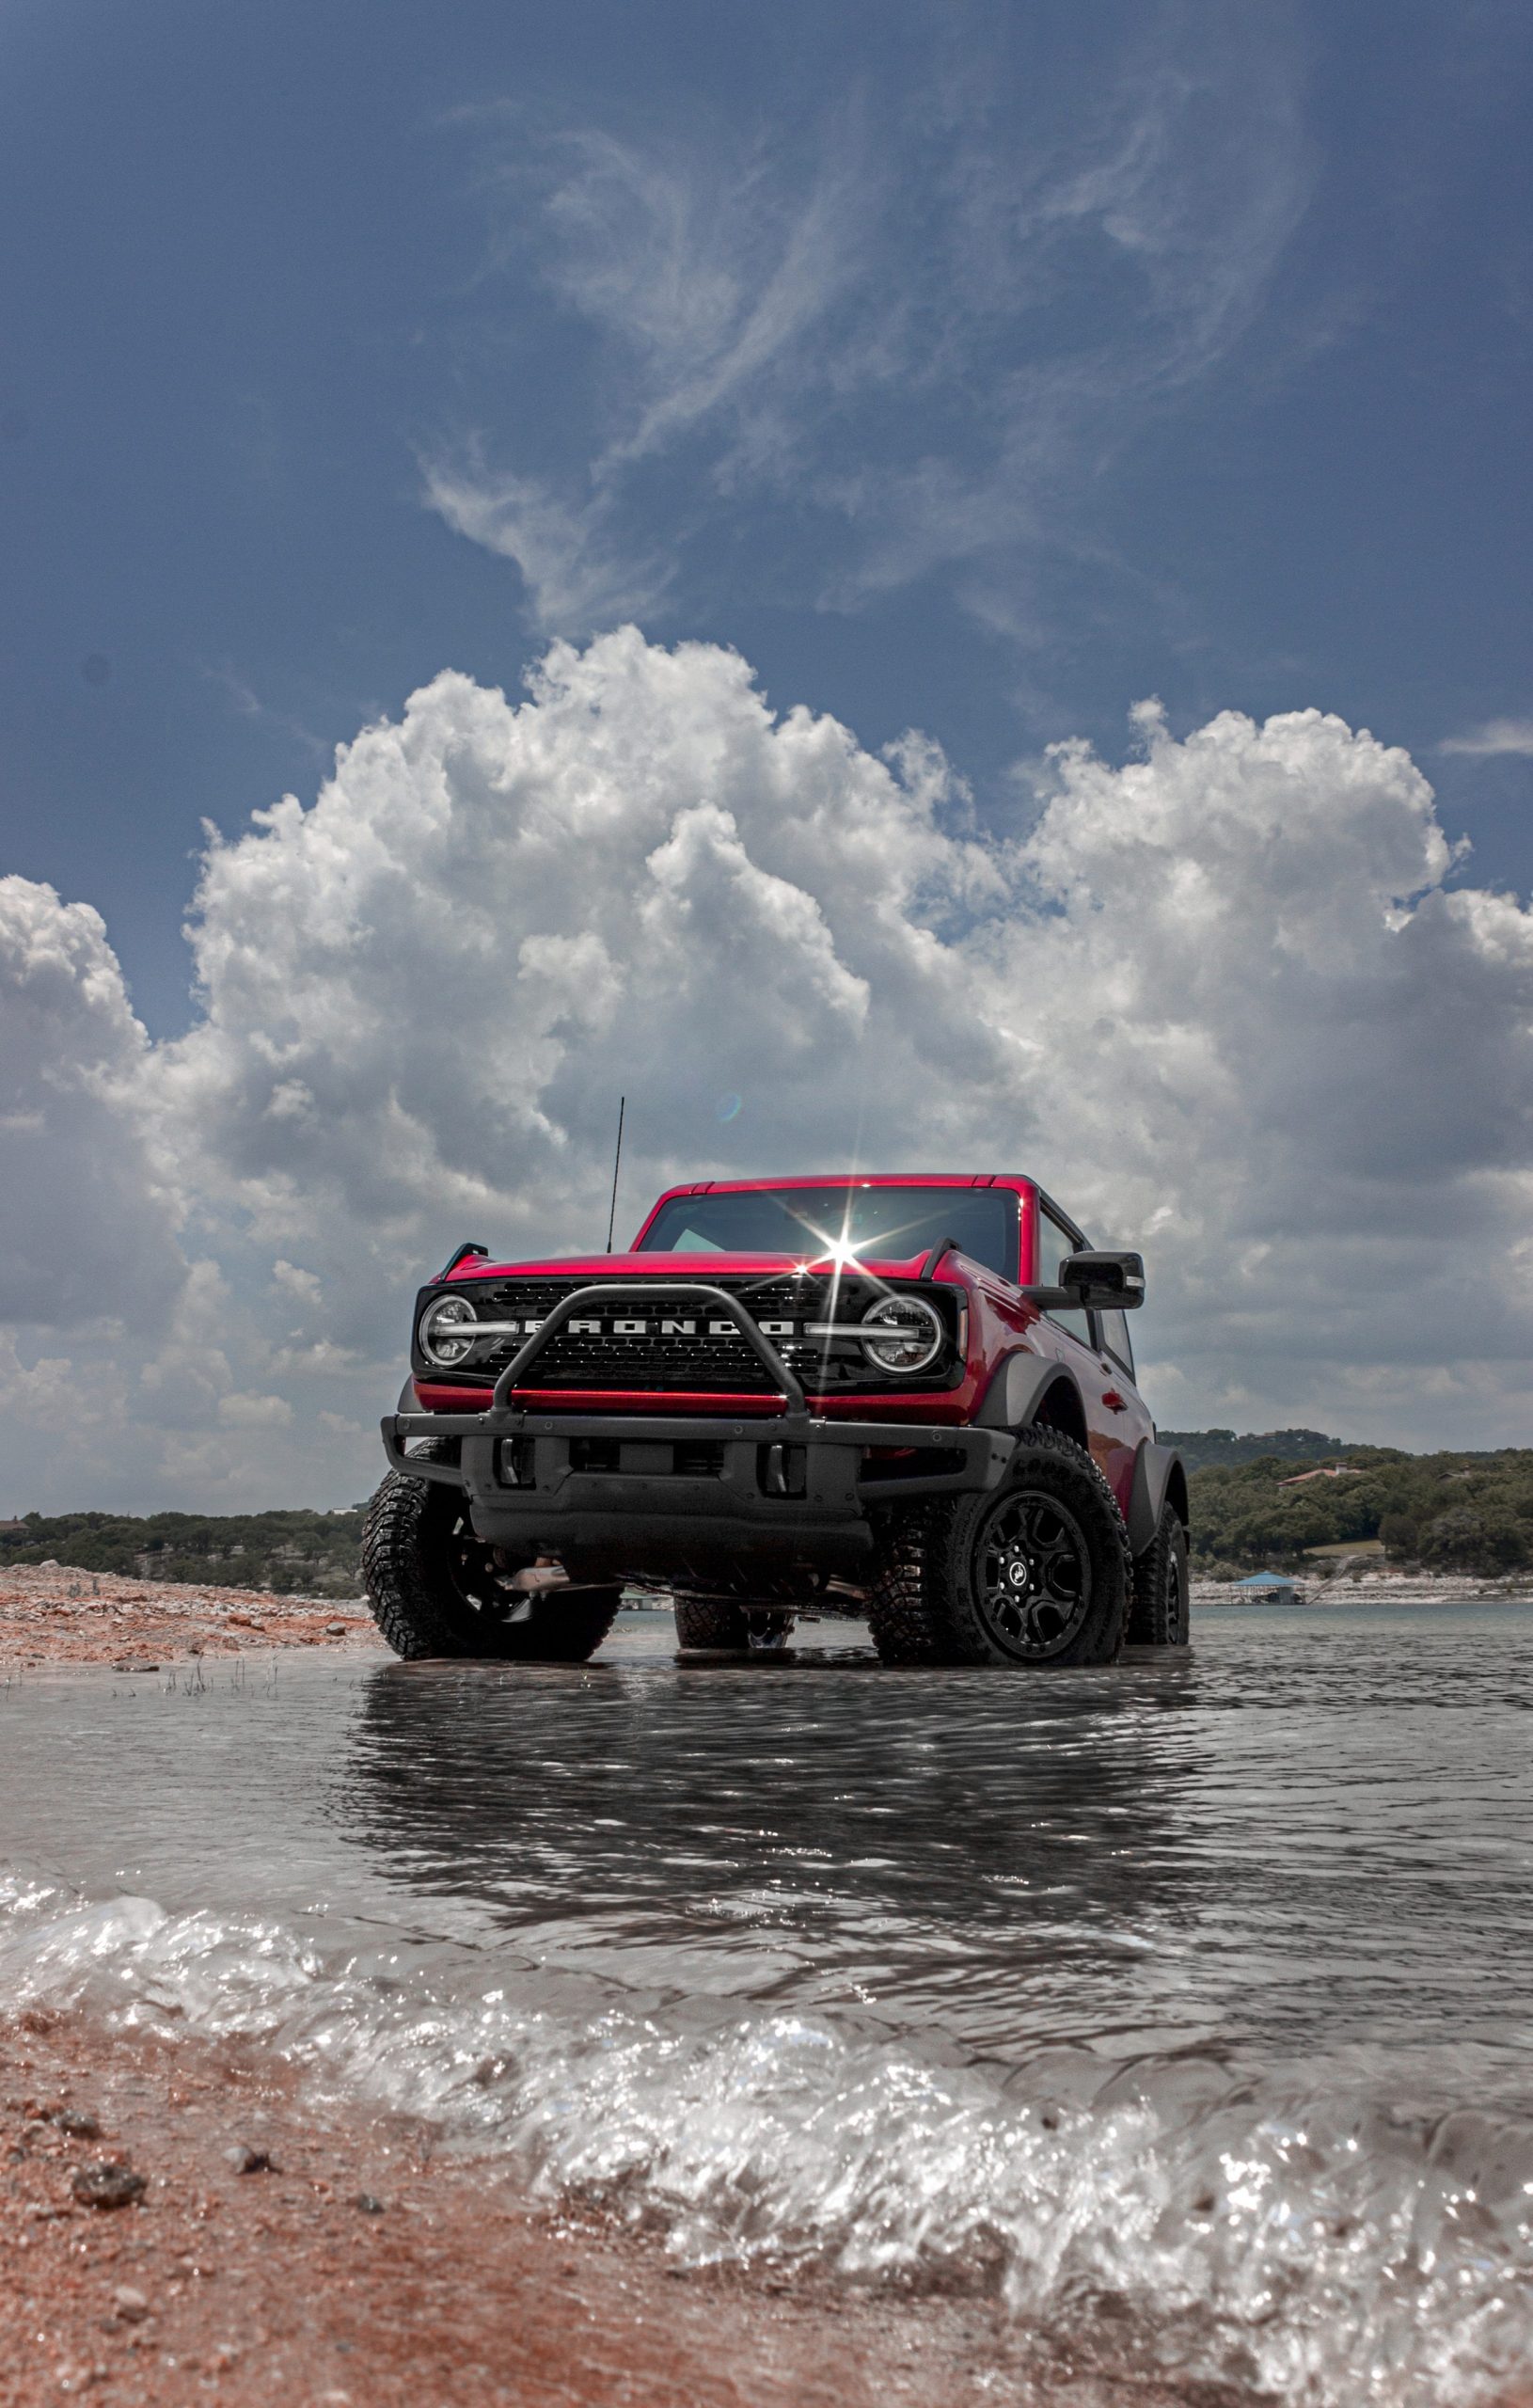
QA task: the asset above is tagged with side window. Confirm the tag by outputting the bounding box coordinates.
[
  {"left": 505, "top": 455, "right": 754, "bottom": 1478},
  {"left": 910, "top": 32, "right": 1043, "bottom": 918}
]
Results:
[
  {"left": 1098, "top": 1308, "right": 1134, "bottom": 1377},
  {"left": 1036, "top": 1207, "right": 1093, "bottom": 1351}
]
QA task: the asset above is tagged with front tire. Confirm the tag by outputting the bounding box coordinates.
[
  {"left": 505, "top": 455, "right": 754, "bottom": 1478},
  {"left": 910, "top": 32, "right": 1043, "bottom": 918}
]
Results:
[
  {"left": 362, "top": 1445, "right": 621, "bottom": 1662},
  {"left": 1128, "top": 1502, "right": 1190, "bottom": 1646},
  {"left": 867, "top": 1427, "right": 1131, "bottom": 1668}
]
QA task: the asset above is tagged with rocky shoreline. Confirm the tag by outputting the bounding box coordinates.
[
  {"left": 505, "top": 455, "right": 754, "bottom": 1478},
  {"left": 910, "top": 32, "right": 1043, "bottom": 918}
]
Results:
[{"left": 0, "top": 1564, "right": 380, "bottom": 1671}]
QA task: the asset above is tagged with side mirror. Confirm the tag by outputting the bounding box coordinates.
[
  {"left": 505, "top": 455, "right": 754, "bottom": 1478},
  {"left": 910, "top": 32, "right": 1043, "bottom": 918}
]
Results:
[{"left": 1023, "top": 1250, "right": 1146, "bottom": 1312}]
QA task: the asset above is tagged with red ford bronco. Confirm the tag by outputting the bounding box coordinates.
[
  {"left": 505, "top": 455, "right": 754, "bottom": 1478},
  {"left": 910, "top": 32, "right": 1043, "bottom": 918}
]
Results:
[{"left": 362, "top": 1174, "right": 1189, "bottom": 1668}]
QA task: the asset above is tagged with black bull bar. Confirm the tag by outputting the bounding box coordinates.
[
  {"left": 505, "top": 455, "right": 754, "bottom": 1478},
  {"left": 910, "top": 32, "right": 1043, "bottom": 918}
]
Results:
[{"left": 380, "top": 1279, "right": 1015, "bottom": 1578}]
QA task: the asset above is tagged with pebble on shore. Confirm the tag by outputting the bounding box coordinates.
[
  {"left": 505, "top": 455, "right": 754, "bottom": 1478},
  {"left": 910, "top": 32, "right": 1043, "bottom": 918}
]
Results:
[
  {"left": 0, "top": 1565, "right": 379, "bottom": 1669},
  {"left": 2, "top": 2008, "right": 1034, "bottom": 2408}
]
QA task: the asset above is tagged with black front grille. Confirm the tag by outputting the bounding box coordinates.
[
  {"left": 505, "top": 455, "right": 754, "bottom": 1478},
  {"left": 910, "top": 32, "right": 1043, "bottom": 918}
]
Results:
[
  {"left": 418, "top": 1273, "right": 954, "bottom": 1395},
  {"left": 482, "top": 1275, "right": 856, "bottom": 1392}
]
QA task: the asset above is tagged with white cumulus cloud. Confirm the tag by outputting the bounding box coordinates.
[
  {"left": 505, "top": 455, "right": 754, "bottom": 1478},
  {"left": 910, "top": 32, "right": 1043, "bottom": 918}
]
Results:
[
  {"left": 0, "top": 876, "right": 185, "bottom": 1333},
  {"left": 4, "top": 631, "right": 1533, "bottom": 1510}
]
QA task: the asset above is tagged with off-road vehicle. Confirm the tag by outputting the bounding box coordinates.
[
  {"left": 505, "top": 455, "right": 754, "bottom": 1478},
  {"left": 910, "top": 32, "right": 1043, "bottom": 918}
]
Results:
[{"left": 362, "top": 1174, "right": 1189, "bottom": 1668}]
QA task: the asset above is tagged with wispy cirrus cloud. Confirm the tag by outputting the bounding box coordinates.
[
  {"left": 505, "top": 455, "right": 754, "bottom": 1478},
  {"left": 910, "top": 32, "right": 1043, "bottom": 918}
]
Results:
[
  {"left": 534, "top": 126, "right": 868, "bottom": 476},
  {"left": 1440, "top": 717, "right": 1533, "bottom": 759},
  {"left": 419, "top": 445, "right": 675, "bottom": 629},
  {"left": 421, "top": 9, "right": 1313, "bottom": 637},
  {"left": 200, "top": 663, "right": 330, "bottom": 760}
]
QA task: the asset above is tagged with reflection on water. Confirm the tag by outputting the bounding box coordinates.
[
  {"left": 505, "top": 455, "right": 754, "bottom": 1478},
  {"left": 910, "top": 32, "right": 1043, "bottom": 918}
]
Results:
[
  {"left": 339, "top": 1608, "right": 1533, "bottom": 2085},
  {"left": 4, "top": 1604, "right": 1533, "bottom": 2405},
  {"left": 341, "top": 1633, "right": 1204, "bottom": 2055}
]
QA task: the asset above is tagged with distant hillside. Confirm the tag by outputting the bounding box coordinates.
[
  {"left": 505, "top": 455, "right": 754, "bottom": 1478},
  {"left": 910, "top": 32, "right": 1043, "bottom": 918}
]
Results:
[
  {"left": 1160, "top": 1427, "right": 1354, "bottom": 1472},
  {"left": 1180, "top": 1444, "right": 1533, "bottom": 1576},
  {"left": 0, "top": 1509, "right": 364, "bottom": 1596}
]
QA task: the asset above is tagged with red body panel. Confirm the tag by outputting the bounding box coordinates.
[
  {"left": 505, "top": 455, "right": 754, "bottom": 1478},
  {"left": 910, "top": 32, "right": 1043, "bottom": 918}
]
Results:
[
  {"left": 445, "top": 1246, "right": 938, "bottom": 1284},
  {"left": 417, "top": 1173, "right": 1154, "bottom": 1520}
]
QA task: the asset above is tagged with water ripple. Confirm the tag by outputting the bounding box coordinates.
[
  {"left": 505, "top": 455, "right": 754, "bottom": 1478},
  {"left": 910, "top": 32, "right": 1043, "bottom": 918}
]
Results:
[{"left": 2, "top": 1601, "right": 1532, "bottom": 2402}]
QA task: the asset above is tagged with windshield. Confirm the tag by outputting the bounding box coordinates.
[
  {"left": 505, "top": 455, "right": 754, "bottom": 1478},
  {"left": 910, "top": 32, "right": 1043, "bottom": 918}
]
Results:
[{"left": 638, "top": 1186, "right": 1018, "bottom": 1280}]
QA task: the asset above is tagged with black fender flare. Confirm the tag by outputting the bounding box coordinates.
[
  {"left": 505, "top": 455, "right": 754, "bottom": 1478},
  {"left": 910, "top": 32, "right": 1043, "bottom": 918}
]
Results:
[
  {"left": 1128, "top": 1440, "right": 1189, "bottom": 1557},
  {"left": 975, "top": 1351, "right": 1090, "bottom": 1447}
]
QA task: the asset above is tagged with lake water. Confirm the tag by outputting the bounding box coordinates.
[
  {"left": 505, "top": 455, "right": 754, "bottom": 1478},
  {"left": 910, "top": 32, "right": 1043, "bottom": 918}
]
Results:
[{"left": 4, "top": 1603, "right": 1533, "bottom": 2404}]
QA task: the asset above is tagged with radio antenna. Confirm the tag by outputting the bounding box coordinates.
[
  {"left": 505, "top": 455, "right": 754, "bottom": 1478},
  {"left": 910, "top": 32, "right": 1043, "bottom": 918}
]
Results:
[{"left": 605, "top": 1095, "right": 627, "bottom": 1253}]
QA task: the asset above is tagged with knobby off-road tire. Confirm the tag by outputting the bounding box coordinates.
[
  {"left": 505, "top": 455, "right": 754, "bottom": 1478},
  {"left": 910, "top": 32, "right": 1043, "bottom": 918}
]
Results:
[
  {"left": 673, "top": 1596, "right": 796, "bottom": 1651},
  {"left": 866, "top": 1426, "right": 1131, "bottom": 1668},
  {"left": 1128, "top": 1500, "right": 1190, "bottom": 1647},
  {"left": 362, "top": 1442, "right": 621, "bottom": 1662}
]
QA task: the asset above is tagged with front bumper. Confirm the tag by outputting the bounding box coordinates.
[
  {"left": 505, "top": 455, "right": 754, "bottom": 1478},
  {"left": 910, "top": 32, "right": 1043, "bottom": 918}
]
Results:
[{"left": 380, "top": 1402, "right": 1017, "bottom": 1583}]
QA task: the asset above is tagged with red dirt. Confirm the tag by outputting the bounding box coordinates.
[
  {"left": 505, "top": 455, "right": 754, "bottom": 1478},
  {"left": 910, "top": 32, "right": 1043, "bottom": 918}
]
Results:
[
  {"left": 0, "top": 1567, "right": 382, "bottom": 1672},
  {"left": 1, "top": 2009, "right": 1083, "bottom": 2408}
]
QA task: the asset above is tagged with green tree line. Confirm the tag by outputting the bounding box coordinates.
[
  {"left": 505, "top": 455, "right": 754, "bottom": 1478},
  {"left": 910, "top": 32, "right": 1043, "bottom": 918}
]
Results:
[
  {"left": 0, "top": 1509, "right": 364, "bottom": 1595},
  {"left": 1169, "top": 1434, "right": 1533, "bottom": 1575}
]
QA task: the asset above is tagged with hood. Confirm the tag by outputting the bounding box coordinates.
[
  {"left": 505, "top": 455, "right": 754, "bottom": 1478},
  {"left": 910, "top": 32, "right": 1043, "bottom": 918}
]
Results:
[{"left": 444, "top": 1248, "right": 939, "bottom": 1285}]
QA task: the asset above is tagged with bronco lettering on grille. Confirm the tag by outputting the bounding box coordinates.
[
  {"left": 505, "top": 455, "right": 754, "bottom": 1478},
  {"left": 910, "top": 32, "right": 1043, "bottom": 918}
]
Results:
[
  {"left": 477, "top": 1312, "right": 936, "bottom": 1341},
  {"left": 489, "top": 1315, "right": 798, "bottom": 1338}
]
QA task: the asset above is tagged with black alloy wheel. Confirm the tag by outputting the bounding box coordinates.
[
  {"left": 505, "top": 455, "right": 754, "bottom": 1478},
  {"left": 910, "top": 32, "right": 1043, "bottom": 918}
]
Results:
[
  {"left": 866, "top": 1425, "right": 1131, "bottom": 1668},
  {"left": 973, "top": 1487, "right": 1093, "bottom": 1660},
  {"left": 445, "top": 1506, "right": 527, "bottom": 1624}
]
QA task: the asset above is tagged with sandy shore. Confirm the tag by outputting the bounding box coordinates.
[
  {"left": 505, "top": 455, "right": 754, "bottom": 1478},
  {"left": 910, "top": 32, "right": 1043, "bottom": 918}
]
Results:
[
  {"left": 1, "top": 2008, "right": 1134, "bottom": 2408},
  {"left": 1193, "top": 1570, "right": 1529, "bottom": 1605},
  {"left": 0, "top": 1566, "right": 382, "bottom": 1671}
]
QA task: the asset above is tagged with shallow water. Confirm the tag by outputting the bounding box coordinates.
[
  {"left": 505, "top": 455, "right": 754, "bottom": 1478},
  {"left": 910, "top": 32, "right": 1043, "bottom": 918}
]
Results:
[{"left": 4, "top": 1604, "right": 1533, "bottom": 2403}]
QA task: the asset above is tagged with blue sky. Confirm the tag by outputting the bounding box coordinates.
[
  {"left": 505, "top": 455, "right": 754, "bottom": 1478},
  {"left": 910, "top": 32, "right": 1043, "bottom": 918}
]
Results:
[
  {"left": 4, "top": 0, "right": 1530, "bottom": 1039},
  {"left": 5, "top": 0, "right": 1533, "bottom": 1506}
]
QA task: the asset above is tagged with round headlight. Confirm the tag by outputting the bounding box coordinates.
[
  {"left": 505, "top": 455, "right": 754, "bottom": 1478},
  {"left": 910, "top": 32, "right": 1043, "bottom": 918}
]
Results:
[
  {"left": 860, "top": 1293, "right": 944, "bottom": 1374},
  {"left": 418, "top": 1292, "right": 479, "bottom": 1367}
]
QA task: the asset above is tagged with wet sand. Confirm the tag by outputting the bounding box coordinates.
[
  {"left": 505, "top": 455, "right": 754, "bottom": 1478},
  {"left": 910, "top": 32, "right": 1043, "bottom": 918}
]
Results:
[
  {"left": 1, "top": 2008, "right": 1130, "bottom": 2408},
  {"left": 0, "top": 1566, "right": 381, "bottom": 1671}
]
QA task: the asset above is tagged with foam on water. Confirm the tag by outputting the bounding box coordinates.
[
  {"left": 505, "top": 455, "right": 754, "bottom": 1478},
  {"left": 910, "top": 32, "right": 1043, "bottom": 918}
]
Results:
[{"left": 5, "top": 1859, "right": 1531, "bottom": 2405}]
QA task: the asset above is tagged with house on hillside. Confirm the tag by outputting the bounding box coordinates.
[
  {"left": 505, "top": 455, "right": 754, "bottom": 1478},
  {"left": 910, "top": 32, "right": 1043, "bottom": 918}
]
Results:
[
  {"left": 1277, "top": 1465, "right": 1360, "bottom": 1489},
  {"left": 1234, "top": 1571, "right": 1303, "bottom": 1603}
]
